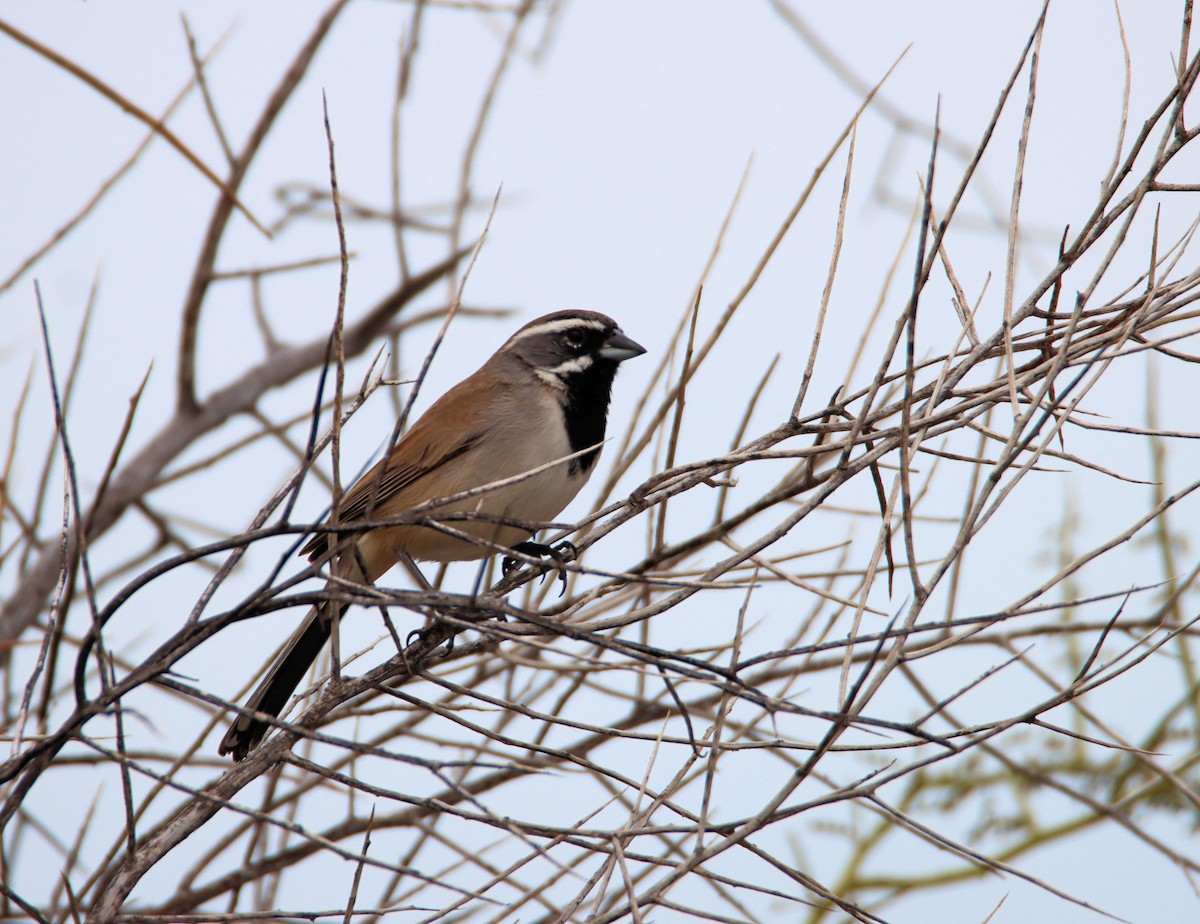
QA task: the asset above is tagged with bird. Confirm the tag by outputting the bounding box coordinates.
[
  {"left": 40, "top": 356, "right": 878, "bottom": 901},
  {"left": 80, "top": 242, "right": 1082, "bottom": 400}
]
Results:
[{"left": 219, "top": 310, "right": 645, "bottom": 760}]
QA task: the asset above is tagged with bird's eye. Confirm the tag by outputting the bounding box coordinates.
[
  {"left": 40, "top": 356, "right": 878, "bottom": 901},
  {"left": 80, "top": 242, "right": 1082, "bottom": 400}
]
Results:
[{"left": 562, "top": 330, "right": 585, "bottom": 349}]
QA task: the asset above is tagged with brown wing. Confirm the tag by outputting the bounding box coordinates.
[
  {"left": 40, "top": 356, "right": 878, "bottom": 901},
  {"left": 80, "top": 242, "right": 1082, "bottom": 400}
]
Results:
[
  {"left": 298, "top": 373, "right": 505, "bottom": 560},
  {"left": 334, "top": 436, "right": 478, "bottom": 525}
]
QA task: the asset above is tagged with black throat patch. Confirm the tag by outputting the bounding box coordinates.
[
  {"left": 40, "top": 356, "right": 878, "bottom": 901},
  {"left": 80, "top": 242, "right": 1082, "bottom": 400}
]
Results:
[{"left": 558, "top": 359, "right": 620, "bottom": 476}]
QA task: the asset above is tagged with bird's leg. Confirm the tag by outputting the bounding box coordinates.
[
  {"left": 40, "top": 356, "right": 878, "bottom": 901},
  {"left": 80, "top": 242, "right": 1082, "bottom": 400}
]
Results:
[
  {"left": 398, "top": 551, "right": 434, "bottom": 591},
  {"left": 502, "top": 540, "right": 577, "bottom": 597},
  {"left": 399, "top": 552, "right": 456, "bottom": 658}
]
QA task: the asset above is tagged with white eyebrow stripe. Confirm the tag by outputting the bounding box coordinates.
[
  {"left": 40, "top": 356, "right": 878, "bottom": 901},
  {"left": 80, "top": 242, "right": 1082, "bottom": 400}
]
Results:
[{"left": 505, "top": 317, "right": 609, "bottom": 345}]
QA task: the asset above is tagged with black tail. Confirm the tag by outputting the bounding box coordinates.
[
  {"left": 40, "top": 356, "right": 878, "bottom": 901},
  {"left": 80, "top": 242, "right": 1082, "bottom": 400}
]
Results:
[{"left": 218, "top": 604, "right": 336, "bottom": 761}]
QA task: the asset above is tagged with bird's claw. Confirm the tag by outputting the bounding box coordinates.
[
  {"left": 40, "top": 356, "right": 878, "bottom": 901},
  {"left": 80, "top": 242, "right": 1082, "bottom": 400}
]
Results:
[
  {"left": 405, "top": 624, "right": 454, "bottom": 659},
  {"left": 502, "top": 540, "right": 576, "bottom": 597}
]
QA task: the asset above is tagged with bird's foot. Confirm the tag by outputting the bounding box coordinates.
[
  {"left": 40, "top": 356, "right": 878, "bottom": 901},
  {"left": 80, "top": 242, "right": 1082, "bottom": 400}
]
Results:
[
  {"left": 502, "top": 540, "right": 577, "bottom": 597},
  {"left": 405, "top": 623, "right": 455, "bottom": 660}
]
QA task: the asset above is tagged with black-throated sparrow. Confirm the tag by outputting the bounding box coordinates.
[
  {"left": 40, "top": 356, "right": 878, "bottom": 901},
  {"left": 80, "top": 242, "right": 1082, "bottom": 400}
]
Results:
[{"left": 219, "top": 310, "right": 645, "bottom": 760}]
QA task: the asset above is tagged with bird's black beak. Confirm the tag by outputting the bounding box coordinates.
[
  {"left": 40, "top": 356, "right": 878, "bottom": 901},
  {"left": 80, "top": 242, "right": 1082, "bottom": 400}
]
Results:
[{"left": 598, "top": 329, "right": 646, "bottom": 363}]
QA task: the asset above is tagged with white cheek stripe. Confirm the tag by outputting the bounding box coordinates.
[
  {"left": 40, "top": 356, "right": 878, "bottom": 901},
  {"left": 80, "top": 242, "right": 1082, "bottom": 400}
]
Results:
[
  {"left": 505, "top": 317, "right": 609, "bottom": 346},
  {"left": 534, "top": 368, "right": 568, "bottom": 389},
  {"left": 547, "top": 355, "right": 594, "bottom": 376}
]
